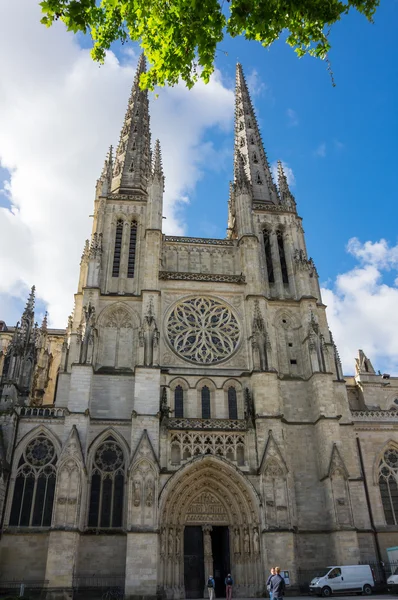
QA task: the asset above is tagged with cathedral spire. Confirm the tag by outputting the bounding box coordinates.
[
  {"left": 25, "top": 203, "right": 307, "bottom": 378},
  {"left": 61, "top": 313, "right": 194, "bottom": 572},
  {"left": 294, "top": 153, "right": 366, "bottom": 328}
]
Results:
[
  {"left": 277, "top": 160, "right": 296, "bottom": 211},
  {"left": 111, "top": 53, "right": 151, "bottom": 196},
  {"left": 234, "top": 150, "right": 251, "bottom": 194},
  {"left": 22, "top": 286, "right": 35, "bottom": 320},
  {"left": 234, "top": 64, "right": 278, "bottom": 205}
]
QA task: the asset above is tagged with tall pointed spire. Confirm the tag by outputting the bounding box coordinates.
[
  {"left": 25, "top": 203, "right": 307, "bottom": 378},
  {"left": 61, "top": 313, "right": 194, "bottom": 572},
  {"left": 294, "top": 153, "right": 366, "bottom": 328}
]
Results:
[
  {"left": 234, "top": 64, "right": 278, "bottom": 205},
  {"left": 111, "top": 53, "right": 151, "bottom": 196},
  {"left": 277, "top": 160, "right": 296, "bottom": 211},
  {"left": 20, "top": 285, "right": 35, "bottom": 343}
]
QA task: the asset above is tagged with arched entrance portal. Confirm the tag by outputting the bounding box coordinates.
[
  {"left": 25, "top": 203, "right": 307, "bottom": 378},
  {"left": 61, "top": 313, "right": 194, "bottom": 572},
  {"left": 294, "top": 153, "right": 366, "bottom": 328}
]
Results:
[{"left": 159, "top": 456, "right": 263, "bottom": 599}]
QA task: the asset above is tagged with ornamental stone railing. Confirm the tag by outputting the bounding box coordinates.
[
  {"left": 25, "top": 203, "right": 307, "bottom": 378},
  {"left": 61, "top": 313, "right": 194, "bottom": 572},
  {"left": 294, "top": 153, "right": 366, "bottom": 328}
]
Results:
[
  {"left": 18, "top": 406, "right": 67, "bottom": 418},
  {"left": 351, "top": 409, "right": 398, "bottom": 421},
  {"left": 164, "top": 236, "right": 234, "bottom": 246},
  {"left": 167, "top": 417, "right": 247, "bottom": 431},
  {"left": 169, "top": 429, "right": 246, "bottom": 466},
  {"left": 159, "top": 271, "right": 245, "bottom": 284}
]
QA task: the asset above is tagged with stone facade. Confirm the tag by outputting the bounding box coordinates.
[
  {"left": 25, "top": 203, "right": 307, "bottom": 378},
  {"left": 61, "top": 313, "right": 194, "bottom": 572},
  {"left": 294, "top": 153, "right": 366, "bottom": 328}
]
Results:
[{"left": 1, "top": 57, "right": 398, "bottom": 599}]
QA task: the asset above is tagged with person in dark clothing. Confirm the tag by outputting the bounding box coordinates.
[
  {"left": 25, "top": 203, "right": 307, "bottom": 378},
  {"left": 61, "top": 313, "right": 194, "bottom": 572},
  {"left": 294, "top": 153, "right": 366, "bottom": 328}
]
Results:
[
  {"left": 266, "top": 567, "right": 275, "bottom": 600},
  {"left": 225, "top": 573, "right": 234, "bottom": 600},
  {"left": 269, "top": 567, "right": 285, "bottom": 600}
]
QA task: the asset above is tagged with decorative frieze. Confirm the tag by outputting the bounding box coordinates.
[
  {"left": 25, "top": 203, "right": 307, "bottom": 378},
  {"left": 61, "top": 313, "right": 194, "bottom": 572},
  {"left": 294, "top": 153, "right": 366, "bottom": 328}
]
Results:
[{"left": 169, "top": 430, "right": 246, "bottom": 466}]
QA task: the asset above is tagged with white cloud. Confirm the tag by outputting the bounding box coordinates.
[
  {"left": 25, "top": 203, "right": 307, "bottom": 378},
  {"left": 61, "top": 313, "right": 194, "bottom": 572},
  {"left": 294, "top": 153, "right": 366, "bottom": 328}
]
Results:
[
  {"left": 315, "top": 142, "right": 326, "bottom": 157},
  {"left": 0, "top": 0, "right": 234, "bottom": 328},
  {"left": 286, "top": 108, "right": 299, "bottom": 127},
  {"left": 322, "top": 238, "right": 398, "bottom": 375},
  {"left": 246, "top": 69, "right": 269, "bottom": 98},
  {"left": 271, "top": 161, "right": 296, "bottom": 187}
]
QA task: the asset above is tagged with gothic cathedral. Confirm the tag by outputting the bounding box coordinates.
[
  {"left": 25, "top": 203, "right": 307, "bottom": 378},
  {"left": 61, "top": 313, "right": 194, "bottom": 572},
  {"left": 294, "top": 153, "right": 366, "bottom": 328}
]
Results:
[{"left": 1, "top": 57, "right": 398, "bottom": 600}]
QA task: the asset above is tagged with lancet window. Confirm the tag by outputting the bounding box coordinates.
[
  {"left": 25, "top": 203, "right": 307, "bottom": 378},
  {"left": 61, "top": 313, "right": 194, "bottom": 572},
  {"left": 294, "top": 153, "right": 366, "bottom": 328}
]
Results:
[
  {"left": 228, "top": 387, "right": 238, "bottom": 420},
  {"left": 88, "top": 436, "right": 125, "bottom": 529},
  {"left": 9, "top": 435, "right": 57, "bottom": 527},
  {"left": 201, "top": 386, "right": 211, "bottom": 419},
  {"left": 379, "top": 448, "right": 398, "bottom": 525},
  {"left": 276, "top": 230, "right": 289, "bottom": 284},
  {"left": 263, "top": 230, "right": 274, "bottom": 284},
  {"left": 112, "top": 220, "right": 123, "bottom": 278},
  {"left": 127, "top": 221, "right": 137, "bottom": 278},
  {"left": 174, "top": 385, "right": 184, "bottom": 418}
]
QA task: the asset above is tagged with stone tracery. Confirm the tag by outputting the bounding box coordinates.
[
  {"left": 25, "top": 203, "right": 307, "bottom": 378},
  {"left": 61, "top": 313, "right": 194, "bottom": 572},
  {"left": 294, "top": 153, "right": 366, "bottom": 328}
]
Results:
[{"left": 166, "top": 297, "right": 240, "bottom": 364}]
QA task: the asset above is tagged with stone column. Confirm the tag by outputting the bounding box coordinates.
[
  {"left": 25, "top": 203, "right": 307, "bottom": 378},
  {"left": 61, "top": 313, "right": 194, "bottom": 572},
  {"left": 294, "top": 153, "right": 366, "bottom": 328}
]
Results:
[{"left": 203, "top": 525, "right": 213, "bottom": 597}]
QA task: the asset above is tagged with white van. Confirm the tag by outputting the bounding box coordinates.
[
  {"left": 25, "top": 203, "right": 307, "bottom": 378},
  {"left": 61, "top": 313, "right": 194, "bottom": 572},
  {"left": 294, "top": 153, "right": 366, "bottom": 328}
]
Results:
[{"left": 309, "top": 565, "right": 374, "bottom": 597}]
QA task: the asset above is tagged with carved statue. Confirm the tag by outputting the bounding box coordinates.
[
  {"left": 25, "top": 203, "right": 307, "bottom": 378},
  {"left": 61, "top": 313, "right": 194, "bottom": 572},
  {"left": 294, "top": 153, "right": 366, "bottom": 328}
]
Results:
[
  {"left": 133, "top": 479, "right": 141, "bottom": 507},
  {"left": 79, "top": 303, "right": 95, "bottom": 364},
  {"left": 140, "top": 299, "right": 159, "bottom": 367},
  {"left": 168, "top": 528, "right": 174, "bottom": 555},
  {"left": 233, "top": 528, "right": 240, "bottom": 554},
  {"left": 160, "top": 528, "right": 166, "bottom": 556},
  {"left": 243, "top": 528, "right": 250, "bottom": 554},
  {"left": 204, "top": 530, "right": 212, "bottom": 557},
  {"left": 253, "top": 528, "right": 260, "bottom": 554},
  {"left": 175, "top": 530, "right": 180, "bottom": 555},
  {"left": 251, "top": 300, "right": 269, "bottom": 371},
  {"left": 145, "top": 479, "right": 154, "bottom": 507}
]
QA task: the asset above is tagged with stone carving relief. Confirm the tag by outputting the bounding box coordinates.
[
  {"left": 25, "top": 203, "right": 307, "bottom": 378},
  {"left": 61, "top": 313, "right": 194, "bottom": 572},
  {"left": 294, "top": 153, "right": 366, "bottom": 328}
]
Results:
[
  {"left": 260, "top": 431, "right": 290, "bottom": 528},
  {"left": 54, "top": 427, "right": 83, "bottom": 529},
  {"left": 129, "top": 431, "right": 158, "bottom": 527},
  {"left": 185, "top": 492, "right": 228, "bottom": 523},
  {"left": 166, "top": 297, "right": 241, "bottom": 365}
]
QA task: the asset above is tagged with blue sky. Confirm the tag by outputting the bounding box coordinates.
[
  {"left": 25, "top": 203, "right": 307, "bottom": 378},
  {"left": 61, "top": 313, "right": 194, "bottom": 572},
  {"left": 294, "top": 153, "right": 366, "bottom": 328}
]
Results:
[{"left": 0, "top": 0, "right": 397, "bottom": 374}]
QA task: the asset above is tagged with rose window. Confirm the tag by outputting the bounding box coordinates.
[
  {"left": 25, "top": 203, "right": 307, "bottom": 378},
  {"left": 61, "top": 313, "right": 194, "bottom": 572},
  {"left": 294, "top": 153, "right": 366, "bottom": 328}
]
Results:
[
  {"left": 166, "top": 297, "right": 240, "bottom": 364},
  {"left": 25, "top": 436, "right": 55, "bottom": 467}
]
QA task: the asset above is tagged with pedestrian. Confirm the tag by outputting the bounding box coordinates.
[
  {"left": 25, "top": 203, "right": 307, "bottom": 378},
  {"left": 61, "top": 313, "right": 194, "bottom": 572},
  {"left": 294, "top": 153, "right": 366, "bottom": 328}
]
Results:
[
  {"left": 207, "top": 574, "right": 215, "bottom": 600},
  {"left": 266, "top": 567, "right": 275, "bottom": 600},
  {"left": 225, "top": 573, "right": 234, "bottom": 600},
  {"left": 269, "top": 567, "right": 285, "bottom": 600}
]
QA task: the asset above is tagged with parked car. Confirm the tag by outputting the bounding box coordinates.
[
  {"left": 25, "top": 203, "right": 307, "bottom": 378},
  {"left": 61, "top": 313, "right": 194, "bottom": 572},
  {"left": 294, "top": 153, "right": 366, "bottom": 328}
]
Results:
[{"left": 309, "top": 565, "right": 374, "bottom": 597}]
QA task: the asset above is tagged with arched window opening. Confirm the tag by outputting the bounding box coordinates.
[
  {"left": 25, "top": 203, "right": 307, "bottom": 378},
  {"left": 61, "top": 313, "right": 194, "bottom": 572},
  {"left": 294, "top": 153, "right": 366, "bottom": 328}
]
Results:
[
  {"left": 88, "top": 436, "right": 125, "bottom": 529},
  {"left": 112, "top": 220, "right": 123, "bottom": 278},
  {"left": 9, "top": 435, "right": 57, "bottom": 527},
  {"left": 201, "top": 386, "right": 210, "bottom": 419},
  {"left": 256, "top": 173, "right": 263, "bottom": 185},
  {"left": 253, "top": 153, "right": 258, "bottom": 164},
  {"left": 129, "top": 161, "right": 134, "bottom": 173},
  {"left": 239, "top": 137, "right": 245, "bottom": 147},
  {"left": 228, "top": 387, "right": 238, "bottom": 420},
  {"left": 276, "top": 230, "right": 289, "bottom": 284},
  {"left": 127, "top": 221, "right": 137, "bottom": 279},
  {"left": 379, "top": 448, "right": 398, "bottom": 525},
  {"left": 174, "top": 385, "right": 184, "bottom": 418},
  {"left": 263, "top": 230, "right": 274, "bottom": 284}
]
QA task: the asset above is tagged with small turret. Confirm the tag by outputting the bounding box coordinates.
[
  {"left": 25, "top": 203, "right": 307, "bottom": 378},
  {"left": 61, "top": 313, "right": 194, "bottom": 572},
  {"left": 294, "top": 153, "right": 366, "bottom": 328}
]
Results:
[{"left": 277, "top": 160, "right": 296, "bottom": 211}]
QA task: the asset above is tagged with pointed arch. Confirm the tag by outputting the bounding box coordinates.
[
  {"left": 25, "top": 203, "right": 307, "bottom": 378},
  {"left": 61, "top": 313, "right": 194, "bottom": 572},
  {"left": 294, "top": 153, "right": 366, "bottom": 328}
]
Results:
[
  {"left": 260, "top": 431, "right": 290, "bottom": 528},
  {"left": 8, "top": 426, "right": 61, "bottom": 528},
  {"left": 375, "top": 441, "right": 398, "bottom": 525},
  {"left": 86, "top": 428, "right": 129, "bottom": 529}
]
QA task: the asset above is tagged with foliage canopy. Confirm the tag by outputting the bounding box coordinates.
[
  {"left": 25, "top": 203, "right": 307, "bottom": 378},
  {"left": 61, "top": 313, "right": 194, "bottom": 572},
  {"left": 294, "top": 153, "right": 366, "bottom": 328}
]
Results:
[{"left": 40, "top": 0, "right": 380, "bottom": 90}]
